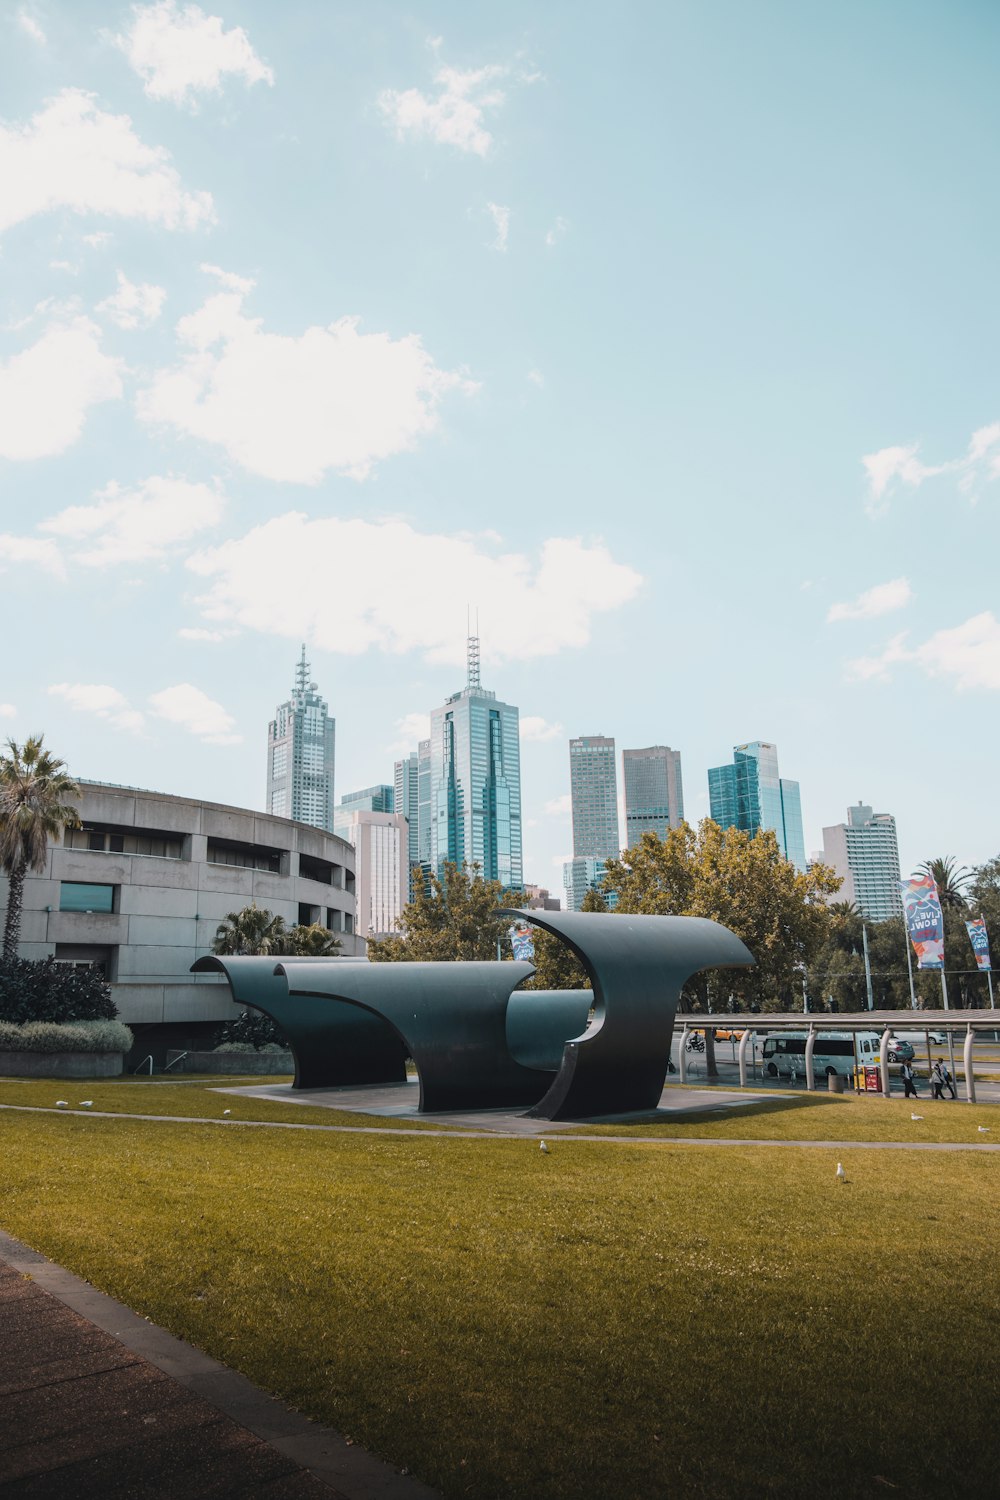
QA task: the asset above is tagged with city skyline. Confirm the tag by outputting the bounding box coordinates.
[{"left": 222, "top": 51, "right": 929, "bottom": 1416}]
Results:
[{"left": 3, "top": 3, "right": 998, "bottom": 889}]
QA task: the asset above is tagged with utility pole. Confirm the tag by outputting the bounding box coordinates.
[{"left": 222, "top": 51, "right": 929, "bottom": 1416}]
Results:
[{"left": 862, "top": 923, "right": 874, "bottom": 1011}]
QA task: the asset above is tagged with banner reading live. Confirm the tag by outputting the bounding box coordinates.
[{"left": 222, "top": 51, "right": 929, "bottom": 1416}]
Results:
[
  {"left": 509, "top": 923, "right": 535, "bottom": 962},
  {"left": 966, "top": 917, "right": 993, "bottom": 972},
  {"left": 899, "top": 874, "right": 945, "bottom": 970}
]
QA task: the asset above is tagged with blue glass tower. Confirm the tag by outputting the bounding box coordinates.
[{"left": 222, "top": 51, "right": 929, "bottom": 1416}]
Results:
[
  {"left": 708, "top": 741, "right": 806, "bottom": 870},
  {"left": 429, "top": 636, "right": 522, "bottom": 889}
]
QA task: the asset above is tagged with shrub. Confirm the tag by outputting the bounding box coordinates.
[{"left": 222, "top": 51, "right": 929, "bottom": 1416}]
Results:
[
  {"left": 0, "top": 958, "right": 115, "bottom": 1024},
  {"left": 214, "top": 1041, "right": 291, "bottom": 1055},
  {"left": 0, "top": 1019, "right": 133, "bottom": 1054},
  {"left": 214, "top": 1008, "right": 288, "bottom": 1052}
]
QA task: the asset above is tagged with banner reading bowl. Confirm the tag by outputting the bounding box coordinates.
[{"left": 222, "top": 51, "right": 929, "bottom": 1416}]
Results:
[
  {"left": 966, "top": 917, "right": 992, "bottom": 972},
  {"left": 509, "top": 923, "right": 535, "bottom": 962},
  {"left": 899, "top": 874, "right": 945, "bottom": 970}
]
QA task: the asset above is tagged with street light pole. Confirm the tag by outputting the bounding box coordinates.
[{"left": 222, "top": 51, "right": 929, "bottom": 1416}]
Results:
[{"left": 862, "top": 922, "right": 874, "bottom": 1011}]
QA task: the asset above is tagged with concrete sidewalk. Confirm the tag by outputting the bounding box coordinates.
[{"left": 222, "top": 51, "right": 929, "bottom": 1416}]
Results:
[{"left": 0, "top": 1230, "right": 439, "bottom": 1500}]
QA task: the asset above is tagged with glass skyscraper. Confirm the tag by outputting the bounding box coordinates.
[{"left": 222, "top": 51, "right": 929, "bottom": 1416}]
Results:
[
  {"left": 623, "top": 745, "right": 684, "bottom": 845},
  {"left": 266, "top": 647, "right": 335, "bottom": 832},
  {"left": 708, "top": 741, "right": 806, "bottom": 870},
  {"left": 428, "top": 638, "right": 522, "bottom": 889}
]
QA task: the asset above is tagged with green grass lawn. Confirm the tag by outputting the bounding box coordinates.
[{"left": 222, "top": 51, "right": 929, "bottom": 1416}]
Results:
[
  {"left": 1, "top": 1110, "right": 998, "bottom": 1498},
  {"left": 578, "top": 1090, "right": 1000, "bottom": 1145},
  {"left": 0, "top": 1075, "right": 452, "bottom": 1130}
]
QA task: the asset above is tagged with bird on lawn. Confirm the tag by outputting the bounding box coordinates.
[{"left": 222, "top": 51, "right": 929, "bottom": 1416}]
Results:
[
  {"left": 978, "top": 1125, "right": 991, "bottom": 1133},
  {"left": 836, "top": 1162, "right": 846, "bottom": 1182},
  {"left": 55, "top": 1100, "right": 68, "bottom": 1109},
  {"left": 539, "top": 1140, "right": 549, "bottom": 1154},
  {"left": 223, "top": 1109, "right": 232, "bottom": 1116},
  {"left": 78, "top": 1101, "right": 93, "bottom": 1108},
  {"left": 911, "top": 1114, "right": 924, "bottom": 1121}
]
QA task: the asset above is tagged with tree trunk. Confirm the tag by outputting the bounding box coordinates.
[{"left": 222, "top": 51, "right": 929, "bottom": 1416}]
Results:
[
  {"left": 2, "top": 861, "right": 25, "bottom": 962},
  {"left": 704, "top": 1025, "right": 719, "bottom": 1080}
]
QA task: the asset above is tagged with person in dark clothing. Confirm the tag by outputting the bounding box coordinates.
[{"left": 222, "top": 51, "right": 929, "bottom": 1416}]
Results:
[
  {"left": 930, "top": 1060, "right": 945, "bottom": 1099},
  {"left": 901, "top": 1059, "right": 918, "bottom": 1098}
]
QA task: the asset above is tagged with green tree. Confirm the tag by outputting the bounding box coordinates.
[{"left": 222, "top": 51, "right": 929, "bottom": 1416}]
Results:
[
  {"left": 603, "top": 820, "right": 841, "bottom": 1014},
  {"left": 968, "top": 856, "right": 1000, "bottom": 1003},
  {"left": 919, "top": 856, "right": 971, "bottom": 910},
  {"left": 0, "top": 736, "right": 80, "bottom": 962},
  {"left": 286, "top": 922, "right": 343, "bottom": 957},
  {"left": 212, "top": 903, "right": 290, "bottom": 956},
  {"left": 367, "top": 862, "right": 518, "bottom": 962}
]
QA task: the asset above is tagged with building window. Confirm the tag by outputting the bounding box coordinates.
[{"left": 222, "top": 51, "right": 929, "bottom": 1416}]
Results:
[
  {"left": 299, "top": 853, "right": 334, "bottom": 885},
  {"left": 298, "top": 903, "right": 320, "bottom": 927},
  {"left": 65, "top": 825, "right": 183, "bottom": 860},
  {"left": 53, "top": 944, "right": 116, "bottom": 979},
  {"left": 206, "top": 839, "right": 283, "bottom": 874},
  {"left": 59, "top": 882, "right": 116, "bottom": 913}
]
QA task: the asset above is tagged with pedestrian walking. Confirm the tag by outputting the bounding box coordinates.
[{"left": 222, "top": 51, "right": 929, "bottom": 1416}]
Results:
[
  {"left": 901, "top": 1059, "right": 918, "bottom": 1098},
  {"left": 931, "top": 1060, "right": 945, "bottom": 1100},
  {"left": 942, "top": 1060, "right": 957, "bottom": 1100}
]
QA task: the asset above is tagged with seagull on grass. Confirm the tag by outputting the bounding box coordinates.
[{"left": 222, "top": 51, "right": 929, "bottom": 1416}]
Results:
[
  {"left": 55, "top": 1100, "right": 68, "bottom": 1109},
  {"left": 78, "top": 1101, "right": 93, "bottom": 1108},
  {"left": 978, "top": 1125, "right": 991, "bottom": 1133},
  {"left": 910, "top": 1114, "right": 923, "bottom": 1121},
  {"left": 836, "top": 1162, "right": 847, "bottom": 1183},
  {"left": 539, "top": 1140, "right": 549, "bottom": 1154},
  {"left": 223, "top": 1109, "right": 232, "bottom": 1117}
]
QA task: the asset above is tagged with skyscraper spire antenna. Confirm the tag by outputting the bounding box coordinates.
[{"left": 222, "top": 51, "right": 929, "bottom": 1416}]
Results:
[
  {"left": 466, "top": 618, "right": 481, "bottom": 691},
  {"left": 295, "top": 643, "right": 309, "bottom": 695}
]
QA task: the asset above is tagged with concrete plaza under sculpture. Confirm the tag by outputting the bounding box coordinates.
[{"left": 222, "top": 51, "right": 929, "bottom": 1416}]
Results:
[{"left": 194, "top": 911, "right": 753, "bottom": 1119}]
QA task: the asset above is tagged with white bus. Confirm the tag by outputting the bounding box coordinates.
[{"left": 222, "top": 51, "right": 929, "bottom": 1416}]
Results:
[{"left": 760, "top": 1030, "right": 882, "bottom": 1080}]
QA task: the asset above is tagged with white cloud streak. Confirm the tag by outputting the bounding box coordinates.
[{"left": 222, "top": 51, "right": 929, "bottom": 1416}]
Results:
[
  {"left": 138, "top": 277, "right": 476, "bottom": 482},
  {"left": 486, "top": 201, "right": 509, "bottom": 251},
  {"left": 827, "top": 577, "right": 913, "bottom": 623},
  {"left": 0, "top": 88, "right": 214, "bottom": 236},
  {"left": 0, "top": 317, "right": 123, "bottom": 460},
  {"left": 96, "top": 270, "right": 166, "bottom": 330},
  {"left": 0, "top": 704, "right": 16, "bottom": 718},
  {"left": 18, "top": 10, "right": 46, "bottom": 45},
  {"left": 862, "top": 421, "right": 1000, "bottom": 514},
  {"left": 49, "top": 682, "right": 145, "bottom": 733},
  {"left": 0, "top": 535, "right": 65, "bottom": 575},
  {"left": 846, "top": 611, "right": 1000, "bottom": 692},
  {"left": 187, "top": 516, "right": 643, "bottom": 664},
  {"left": 521, "top": 716, "right": 563, "bottom": 743},
  {"left": 388, "top": 711, "right": 431, "bottom": 757},
  {"left": 148, "top": 682, "right": 241, "bottom": 742},
  {"left": 543, "top": 793, "right": 572, "bottom": 816},
  {"left": 113, "top": 1, "right": 273, "bottom": 108},
  {"left": 39, "top": 475, "right": 225, "bottom": 565},
  {"left": 379, "top": 54, "right": 508, "bottom": 157}
]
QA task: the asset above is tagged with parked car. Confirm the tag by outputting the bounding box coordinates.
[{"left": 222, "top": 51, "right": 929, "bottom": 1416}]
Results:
[{"left": 886, "top": 1038, "right": 915, "bottom": 1062}]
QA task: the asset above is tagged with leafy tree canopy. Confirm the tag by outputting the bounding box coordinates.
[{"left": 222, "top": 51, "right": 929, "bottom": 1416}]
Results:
[
  {"left": 367, "top": 862, "right": 519, "bottom": 963},
  {"left": 212, "top": 905, "right": 342, "bottom": 958}
]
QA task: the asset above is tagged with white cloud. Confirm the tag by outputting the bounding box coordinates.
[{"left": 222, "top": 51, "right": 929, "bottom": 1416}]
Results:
[
  {"left": 486, "top": 201, "right": 509, "bottom": 252},
  {"left": 200, "top": 261, "right": 253, "bottom": 293},
  {"left": 378, "top": 53, "right": 508, "bottom": 157},
  {"left": 186, "top": 515, "right": 643, "bottom": 663},
  {"left": 0, "top": 703, "right": 17, "bottom": 718},
  {"left": 83, "top": 231, "right": 113, "bottom": 248},
  {"left": 48, "top": 682, "right": 145, "bottom": 733},
  {"left": 544, "top": 216, "right": 568, "bottom": 248},
  {"left": 846, "top": 611, "right": 1000, "bottom": 692},
  {"left": 40, "top": 475, "right": 225, "bottom": 565},
  {"left": 521, "top": 716, "right": 563, "bottom": 743},
  {"left": 0, "top": 88, "right": 214, "bottom": 236},
  {"left": 139, "top": 278, "right": 476, "bottom": 482},
  {"left": 388, "top": 711, "right": 431, "bottom": 757},
  {"left": 0, "top": 535, "right": 65, "bottom": 575},
  {"left": 17, "top": 10, "right": 46, "bottom": 45},
  {"left": 551, "top": 853, "right": 573, "bottom": 870},
  {"left": 96, "top": 270, "right": 166, "bottom": 330},
  {"left": 543, "top": 793, "right": 572, "bottom": 817},
  {"left": 526, "top": 369, "right": 544, "bottom": 387},
  {"left": 148, "top": 682, "right": 241, "bottom": 742},
  {"left": 113, "top": 1, "right": 274, "bottom": 108},
  {"left": 177, "top": 625, "right": 236, "bottom": 641},
  {"left": 862, "top": 422, "right": 1000, "bottom": 513},
  {"left": 827, "top": 577, "right": 913, "bottom": 623},
  {"left": 0, "top": 317, "right": 123, "bottom": 460}
]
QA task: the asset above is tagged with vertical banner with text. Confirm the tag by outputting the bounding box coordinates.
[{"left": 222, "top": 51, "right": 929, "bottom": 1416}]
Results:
[
  {"left": 899, "top": 874, "right": 945, "bottom": 970},
  {"left": 509, "top": 922, "right": 535, "bottom": 961},
  {"left": 965, "top": 917, "right": 992, "bottom": 972}
]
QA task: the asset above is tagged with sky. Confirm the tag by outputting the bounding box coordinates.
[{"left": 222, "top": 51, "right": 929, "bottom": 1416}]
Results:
[{"left": 2, "top": 0, "right": 999, "bottom": 889}]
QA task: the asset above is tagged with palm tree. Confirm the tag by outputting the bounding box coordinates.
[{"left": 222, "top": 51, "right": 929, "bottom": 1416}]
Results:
[
  {"left": 919, "top": 857, "right": 972, "bottom": 910},
  {"left": 287, "top": 923, "right": 342, "bottom": 957},
  {"left": 212, "top": 903, "right": 289, "bottom": 956},
  {"left": 0, "top": 736, "right": 80, "bottom": 963}
]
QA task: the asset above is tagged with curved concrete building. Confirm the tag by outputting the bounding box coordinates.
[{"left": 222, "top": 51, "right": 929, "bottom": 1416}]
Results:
[{"left": 4, "top": 781, "right": 359, "bottom": 1030}]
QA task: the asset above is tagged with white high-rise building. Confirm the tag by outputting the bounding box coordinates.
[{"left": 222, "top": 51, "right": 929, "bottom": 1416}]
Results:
[
  {"left": 266, "top": 647, "right": 335, "bottom": 832},
  {"left": 821, "top": 802, "right": 902, "bottom": 922},
  {"left": 335, "top": 809, "right": 408, "bottom": 938}
]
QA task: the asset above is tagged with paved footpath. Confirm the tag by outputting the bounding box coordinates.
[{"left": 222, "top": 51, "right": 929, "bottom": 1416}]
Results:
[{"left": 0, "top": 1229, "right": 439, "bottom": 1500}]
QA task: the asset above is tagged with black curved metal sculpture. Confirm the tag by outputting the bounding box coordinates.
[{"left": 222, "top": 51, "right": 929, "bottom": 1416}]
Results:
[
  {"left": 506, "top": 989, "right": 593, "bottom": 1072},
  {"left": 191, "top": 955, "right": 407, "bottom": 1089},
  {"left": 499, "top": 910, "right": 755, "bottom": 1120},
  {"left": 275, "top": 959, "right": 539, "bottom": 1111}
]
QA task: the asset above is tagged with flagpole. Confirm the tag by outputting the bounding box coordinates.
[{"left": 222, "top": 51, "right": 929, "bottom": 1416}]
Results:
[{"left": 904, "top": 916, "right": 917, "bottom": 1009}]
